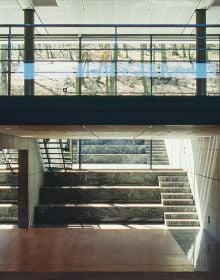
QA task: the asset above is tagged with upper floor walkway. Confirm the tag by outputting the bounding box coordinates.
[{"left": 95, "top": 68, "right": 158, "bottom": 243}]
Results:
[{"left": 0, "top": 23, "right": 220, "bottom": 97}]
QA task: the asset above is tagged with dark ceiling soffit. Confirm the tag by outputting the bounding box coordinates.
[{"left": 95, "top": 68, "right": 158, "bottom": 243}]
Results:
[{"left": 0, "top": 96, "right": 220, "bottom": 125}]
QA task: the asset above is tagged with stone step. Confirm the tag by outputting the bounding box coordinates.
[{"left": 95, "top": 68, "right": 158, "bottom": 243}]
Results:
[
  {"left": 39, "top": 187, "right": 161, "bottom": 204},
  {"left": 162, "top": 193, "right": 193, "bottom": 199},
  {"left": 163, "top": 199, "right": 195, "bottom": 206},
  {"left": 165, "top": 219, "right": 200, "bottom": 227},
  {"left": 0, "top": 204, "right": 18, "bottom": 221},
  {"left": 159, "top": 176, "right": 188, "bottom": 182},
  {"left": 81, "top": 140, "right": 146, "bottom": 145},
  {"left": 164, "top": 212, "right": 199, "bottom": 219},
  {"left": 34, "top": 204, "right": 164, "bottom": 225},
  {"left": 44, "top": 171, "right": 187, "bottom": 187},
  {"left": 159, "top": 182, "right": 190, "bottom": 188},
  {"left": 77, "top": 155, "right": 169, "bottom": 164},
  {"left": 160, "top": 187, "right": 192, "bottom": 193},
  {"left": 79, "top": 145, "right": 146, "bottom": 154},
  {"left": 164, "top": 205, "right": 197, "bottom": 212},
  {"left": 0, "top": 173, "right": 18, "bottom": 185}
]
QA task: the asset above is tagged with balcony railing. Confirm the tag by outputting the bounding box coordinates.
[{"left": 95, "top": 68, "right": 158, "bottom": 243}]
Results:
[{"left": 0, "top": 23, "right": 220, "bottom": 96}]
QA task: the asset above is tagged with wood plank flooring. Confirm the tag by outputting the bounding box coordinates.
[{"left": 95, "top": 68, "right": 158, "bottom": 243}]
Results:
[{"left": 0, "top": 229, "right": 193, "bottom": 272}]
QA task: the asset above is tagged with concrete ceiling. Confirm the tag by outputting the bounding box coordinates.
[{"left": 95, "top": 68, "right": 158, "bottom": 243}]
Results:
[
  {"left": 0, "top": 125, "right": 220, "bottom": 139},
  {"left": 0, "top": 0, "right": 219, "bottom": 34}
]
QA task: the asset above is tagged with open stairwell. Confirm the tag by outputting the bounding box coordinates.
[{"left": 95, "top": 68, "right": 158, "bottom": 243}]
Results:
[{"left": 34, "top": 139, "right": 199, "bottom": 227}]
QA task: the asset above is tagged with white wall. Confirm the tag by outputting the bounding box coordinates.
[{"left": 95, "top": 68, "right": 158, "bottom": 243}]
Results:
[{"left": 165, "top": 136, "right": 220, "bottom": 241}]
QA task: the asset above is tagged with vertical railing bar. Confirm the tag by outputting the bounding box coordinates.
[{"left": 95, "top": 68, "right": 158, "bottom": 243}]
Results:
[
  {"left": 150, "top": 140, "right": 153, "bottom": 170},
  {"left": 7, "top": 26, "right": 11, "bottom": 96},
  {"left": 59, "top": 139, "right": 66, "bottom": 172},
  {"left": 78, "top": 139, "right": 82, "bottom": 170},
  {"left": 43, "top": 139, "right": 51, "bottom": 172},
  {"left": 114, "top": 26, "right": 118, "bottom": 96},
  {"left": 150, "top": 34, "right": 153, "bottom": 96},
  {"left": 219, "top": 35, "right": 220, "bottom": 96},
  {"left": 79, "top": 35, "right": 82, "bottom": 96}
]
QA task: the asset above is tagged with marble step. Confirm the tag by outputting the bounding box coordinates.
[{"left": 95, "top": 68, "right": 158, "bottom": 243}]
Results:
[
  {"left": 159, "top": 182, "right": 190, "bottom": 188},
  {"left": 164, "top": 212, "right": 199, "bottom": 219},
  {"left": 165, "top": 219, "right": 200, "bottom": 227},
  {"left": 81, "top": 140, "right": 146, "bottom": 145},
  {"left": 44, "top": 171, "right": 187, "bottom": 187},
  {"left": 160, "top": 187, "right": 192, "bottom": 193},
  {"left": 79, "top": 145, "right": 146, "bottom": 154},
  {"left": 39, "top": 186, "right": 161, "bottom": 204},
  {"left": 0, "top": 173, "right": 18, "bottom": 185},
  {"left": 34, "top": 204, "right": 164, "bottom": 225},
  {"left": 76, "top": 155, "right": 169, "bottom": 164},
  {"left": 164, "top": 205, "right": 197, "bottom": 212},
  {"left": 162, "top": 193, "right": 193, "bottom": 199},
  {"left": 163, "top": 199, "right": 195, "bottom": 206},
  {"left": 159, "top": 176, "right": 189, "bottom": 182},
  {"left": 0, "top": 204, "right": 18, "bottom": 221}
]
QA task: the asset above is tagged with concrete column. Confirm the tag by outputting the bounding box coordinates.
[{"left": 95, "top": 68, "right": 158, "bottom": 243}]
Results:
[
  {"left": 24, "top": 9, "right": 35, "bottom": 96},
  {"left": 196, "top": 9, "right": 207, "bottom": 96},
  {"left": 18, "top": 150, "right": 29, "bottom": 228}
]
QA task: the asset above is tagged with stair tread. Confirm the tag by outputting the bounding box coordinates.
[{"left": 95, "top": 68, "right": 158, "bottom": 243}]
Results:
[
  {"left": 165, "top": 211, "right": 198, "bottom": 214},
  {"left": 38, "top": 203, "right": 163, "bottom": 207},
  {"left": 0, "top": 203, "right": 17, "bottom": 207},
  {"left": 166, "top": 219, "right": 199, "bottom": 221},
  {"left": 43, "top": 186, "right": 161, "bottom": 189}
]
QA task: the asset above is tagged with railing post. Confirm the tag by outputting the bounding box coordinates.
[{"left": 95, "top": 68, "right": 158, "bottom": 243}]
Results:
[
  {"left": 114, "top": 27, "right": 118, "bottom": 96},
  {"left": 79, "top": 35, "right": 82, "bottom": 96},
  {"left": 7, "top": 27, "right": 11, "bottom": 96},
  {"left": 150, "top": 35, "right": 153, "bottom": 96},
  {"left": 196, "top": 9, "right": 207, "bottom": 96},
  {"left": 24, "top": 9, "right": 35, "bottom": 96},
  {"left": 78, "top": 139, "right": 82, "bottom": 170},
  {"left": 150, "top": 140, "right": 153, "bottom": 169}
]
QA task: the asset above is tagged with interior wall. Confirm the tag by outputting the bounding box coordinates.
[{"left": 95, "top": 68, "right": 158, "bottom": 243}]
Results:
[
  {"left": 166, "top": 136, "right": 220, "bottom": 241},
  {"left": 0, "top": 133, "right": 44, "bottom": 226}
]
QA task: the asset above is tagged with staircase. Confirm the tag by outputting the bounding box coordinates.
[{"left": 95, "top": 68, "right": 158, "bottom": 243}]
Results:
[
  {"left": 159, "top": 175, "right": 200, "bottom": 227},
  {"left": 34, "top": 138, "right": 199, "bottom": 227},
  {"left": 38, "top": 139, "right": 169, "bottom": 171},
  {"left": 34, "top": 170, "right": 199, "bottom": 227},
  {"left": 0, "top": 172, "right": 18, "bottom": 224},
  {"left": 0, "top": 149, "right": 18, "bottom": 172},
  {"left": 78, "top": 139, "right": 169, "bottom": 166}
]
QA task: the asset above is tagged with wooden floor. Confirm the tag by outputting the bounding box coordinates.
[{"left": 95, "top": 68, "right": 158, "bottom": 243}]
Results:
[{"left": 0, "top": 228, "right": 193, "bottom": 272}]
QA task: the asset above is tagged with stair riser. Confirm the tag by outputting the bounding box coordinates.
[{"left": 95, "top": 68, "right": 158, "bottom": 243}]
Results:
[
  {"left": 44, "top": 172, "right": 186, "bottom": 187},
  {"left": 34, "top": 206, "right": 164, "bottom": 225},
  {"left": 165, "top": 214, "right": 198, "bottom": 219},
  {"left": 160, "top": 182, "right": 190, "bottom": 188},
  {"left": 164, "top": 206, "right": 196, "bottom": 212},
  {"left": 162, "top": 194, "right": 193, "bottom": 199},
  {"left": 0, "top": 205, "right": 18, "bottom": 220},
  {"left": 0, "top": 189, "right": 17, "bottom": 201},
  {"left": 39, "top": 188, "right": 161, "bottom": 204},
  {"left": 163, "top": 200, "right": 194, "bottom": 206},
  {"left": 166, "top": 221, "right": 200, "bottom": 227},
  {"left": 0, "top": 173, "right": 17, "bottom": 185},
  {"left": 159, "top": 176, "right": 188, "bottom": 182},
  {"left": 160, "top": 188, "right": 191, "bottom": 193},
  {"left": 81, "top": 140, "right": 146, "bottom": 145},
  {"left": 79, "top": 146, "right": 146, "bottom": 154}
]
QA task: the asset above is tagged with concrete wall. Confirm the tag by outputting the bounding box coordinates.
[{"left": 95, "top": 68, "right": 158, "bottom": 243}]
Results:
[
  {"left": 166, "top": 136, "right": 220, "bottom": 241},
  {"left": 0, "top": 133, "right": 44, "bottom": 226}
]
